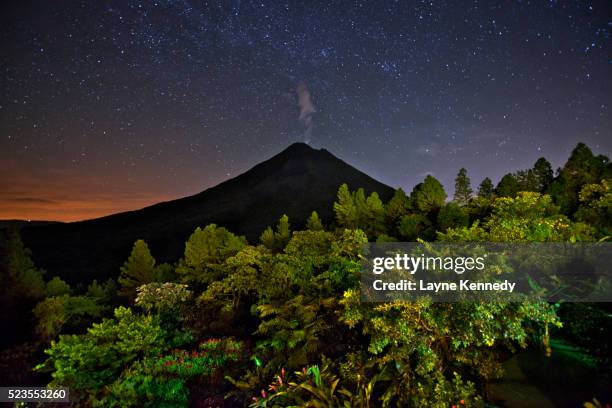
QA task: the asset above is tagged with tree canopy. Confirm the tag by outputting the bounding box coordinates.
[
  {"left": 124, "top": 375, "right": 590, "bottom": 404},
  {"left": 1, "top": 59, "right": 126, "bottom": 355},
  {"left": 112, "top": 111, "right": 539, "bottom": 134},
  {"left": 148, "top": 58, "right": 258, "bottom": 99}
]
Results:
[
  {"left": 453, "top": 167, "right": 473, "bottom": 205},
  {"left": 1, "top": 141, "right": 608, "bottom": 407}
]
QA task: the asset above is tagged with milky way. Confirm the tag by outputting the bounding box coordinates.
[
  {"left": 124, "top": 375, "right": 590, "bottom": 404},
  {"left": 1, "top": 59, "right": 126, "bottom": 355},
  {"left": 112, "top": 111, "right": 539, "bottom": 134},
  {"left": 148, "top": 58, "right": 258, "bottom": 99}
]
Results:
[{"left": 1, "top": 0, "right": 611, "bottom": 220}]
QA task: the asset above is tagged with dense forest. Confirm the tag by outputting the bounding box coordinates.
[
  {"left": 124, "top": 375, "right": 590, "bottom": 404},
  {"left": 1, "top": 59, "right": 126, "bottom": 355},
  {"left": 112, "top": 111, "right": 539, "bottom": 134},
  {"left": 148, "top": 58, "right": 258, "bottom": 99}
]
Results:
[{"left": 1, "top": 142, "right": 611, "bottom": 407}]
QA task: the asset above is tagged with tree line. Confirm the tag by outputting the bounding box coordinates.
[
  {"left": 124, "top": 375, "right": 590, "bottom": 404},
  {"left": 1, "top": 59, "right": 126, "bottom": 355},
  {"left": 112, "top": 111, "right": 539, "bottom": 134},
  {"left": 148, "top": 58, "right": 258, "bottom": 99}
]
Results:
[{"left": 0, "top": 142, "right": 610, "bottom": 406}]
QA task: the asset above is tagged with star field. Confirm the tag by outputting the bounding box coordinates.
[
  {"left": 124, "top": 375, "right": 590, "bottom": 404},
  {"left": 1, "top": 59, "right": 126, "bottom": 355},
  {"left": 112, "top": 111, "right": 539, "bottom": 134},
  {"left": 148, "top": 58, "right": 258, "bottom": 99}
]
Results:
[{"left": 1, "top": 0, "right": 611, "bottom": 220}]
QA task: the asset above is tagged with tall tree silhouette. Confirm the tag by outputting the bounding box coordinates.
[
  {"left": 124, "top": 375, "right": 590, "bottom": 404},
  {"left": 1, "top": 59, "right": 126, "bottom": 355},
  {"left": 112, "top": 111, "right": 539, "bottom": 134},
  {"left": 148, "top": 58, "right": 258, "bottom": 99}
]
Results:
[{"left": 453, "top": 168, "right": 473, "bottom": 205}]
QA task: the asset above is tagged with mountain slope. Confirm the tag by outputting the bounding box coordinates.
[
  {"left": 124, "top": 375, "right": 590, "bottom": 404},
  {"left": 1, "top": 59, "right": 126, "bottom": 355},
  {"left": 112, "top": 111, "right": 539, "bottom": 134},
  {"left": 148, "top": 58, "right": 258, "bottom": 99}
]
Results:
[{"left": 17, "top": 143, "right": 394, "bottom": 284}]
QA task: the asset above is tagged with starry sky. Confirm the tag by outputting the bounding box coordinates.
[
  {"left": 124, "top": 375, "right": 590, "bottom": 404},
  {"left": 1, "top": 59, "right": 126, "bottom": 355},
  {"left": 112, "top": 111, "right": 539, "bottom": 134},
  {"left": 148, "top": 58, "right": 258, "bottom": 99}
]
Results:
[{"left": 1, "top": 0, "right": 611, "bottom": 221}]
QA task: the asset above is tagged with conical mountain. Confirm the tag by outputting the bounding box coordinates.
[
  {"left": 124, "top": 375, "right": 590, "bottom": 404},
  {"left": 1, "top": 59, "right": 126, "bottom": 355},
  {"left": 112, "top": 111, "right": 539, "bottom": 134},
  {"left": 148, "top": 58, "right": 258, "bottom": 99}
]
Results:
[{"left": 19, "top": 142, "right": 394, "bottom": 283}]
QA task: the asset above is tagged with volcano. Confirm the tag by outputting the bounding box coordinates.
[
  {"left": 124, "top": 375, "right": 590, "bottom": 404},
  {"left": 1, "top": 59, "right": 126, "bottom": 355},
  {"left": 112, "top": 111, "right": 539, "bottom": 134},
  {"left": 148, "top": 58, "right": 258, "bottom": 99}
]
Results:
[{"left": 16, "top": 143, "right": 394, "bottom": 283}]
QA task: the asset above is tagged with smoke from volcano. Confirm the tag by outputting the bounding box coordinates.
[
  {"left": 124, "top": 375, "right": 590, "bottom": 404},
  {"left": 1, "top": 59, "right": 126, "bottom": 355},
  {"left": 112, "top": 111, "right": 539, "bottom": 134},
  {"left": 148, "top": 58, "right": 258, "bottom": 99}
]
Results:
[{"left": 297, "top": 82, "right": 315, "bottom": 143}]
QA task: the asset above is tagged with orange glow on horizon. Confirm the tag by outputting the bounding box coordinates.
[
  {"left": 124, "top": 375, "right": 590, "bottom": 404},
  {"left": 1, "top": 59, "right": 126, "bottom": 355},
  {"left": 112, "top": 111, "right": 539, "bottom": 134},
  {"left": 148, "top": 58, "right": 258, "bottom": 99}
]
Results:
[
  {"left": 0, "top": 194, "right": 174, "bottom": 222},
  {"left": 0, "top": 156, "right": 179, "bottom": 222}
]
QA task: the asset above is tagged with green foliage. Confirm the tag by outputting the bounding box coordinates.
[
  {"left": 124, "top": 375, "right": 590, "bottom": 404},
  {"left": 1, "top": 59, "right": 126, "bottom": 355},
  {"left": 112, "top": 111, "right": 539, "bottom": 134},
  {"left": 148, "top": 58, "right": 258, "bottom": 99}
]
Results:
[
  {"left": 103, "top": 338, "right": 243, "bottom": 408},
  {"left": 306, "top": 211, "right": 324, "bottom": 231},
  {"left": 334, "top": 185, "right": 388, "bottom": 239},
  {"left": 496, "top": 173, "right": 521, "bottom": 197},
  {"left": 491, "top": 191, "right": 556, "bottom": 220},
  {"left": 453, "top": 167, "right": 473, "bottom": 205},
  {"left": 33, "top": 295, "right": 107, "bottom": 339},
  {"left": 465, "top": 195, "right": 494, "bottom": 223},
  {"left": 340, "top": 289, "right": 557, "bottom": 405},
  {"left": 548, "top": 143, "right": 611, "bottom": 215},
  {"left": 437, "top": 202, "right": 469, "bottom": 232},
  {"left": 259, "top": 227, "right": 275, "bottom": 250},
  {"left": 441, "top": 192, "right": 592, "bottom": 242},
  {"left": 557, "top": 303, "right": 612, "bottom": 372},
  {"left": 255, "top": 295, "right": 335, "bottom": 369},
  {"left": 353, "top": 188, "right": 368, "bottom": 226},
  {"left": 276, "top": 215, "right": 291, "bottom": 246},
  {"left": 515, "top": 169, "right": 539, "bottom": 192},
  {"left": 495, "top": 157, "right": 554, "bottom": 198},
  {"left": 331, "top": 228, "right": 368, "bottom": 261},
  {"left": 533, "top": 157, "right": 554, "bottom": 192},
  {"left": 260, "top": 215, "right": 292, "bottom": 253},
  {"left": 201, "top": 245, "right": 267, "bottom": 311},
  {"left": 86, "top": 279, "right": 117, "bottom": 302},
  {"left": 334, "top": 184, "right": 359, "bottom": 229},
  {"left": 363, "top": 192, "right": 387, "bottom": 238},
  {"left": 398, "top": 213, "right": 434, "bottom": 241},
  {"left": 385, "top": 188, "right": 410, "bottom": 234},
  {"left": 0, "top": 230, "right": 46, "bottom": 300},
  {"left": 30, "top": 142, "right": 611, "bottom": 407},
  {"left": 135, "top": 282, "right": 192, "bottom": 314},
  {"left": 575, "top": 179, "right": 612, "bottom": 238},
  {"left": 45, "top": 276, "right": 72, "bottom": 297},
  {"left": 36, "top": 307, "right": 192, "bottom": 404},
  {"left": 409, "top": 371, "right": 483, "bottom": 408},
  {"left": 410, "top": 175, "right": 447, "bottom": 213},
  {"left": 177, "top": 224, "right": 246, "bottom": 285},
  {"left": 251, "top": 362, "right": 355, "bottom": 407},
  {"left": 118, "top": 240, "right": 167, "bottom": 298},
  {"left": 477, "top": 177, "right": 494, "bottom": 199}
]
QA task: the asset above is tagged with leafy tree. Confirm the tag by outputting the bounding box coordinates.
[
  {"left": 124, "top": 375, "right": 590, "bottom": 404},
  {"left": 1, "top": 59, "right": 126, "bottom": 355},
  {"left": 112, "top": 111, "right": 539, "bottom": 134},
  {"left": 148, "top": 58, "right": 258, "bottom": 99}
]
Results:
[
  {"left": 363, "top": 192, "right": 387, "bottom": 238},
  {"left": 33, "top": 295, "right": 107, "bottom": 340},
  {"left": 331, "top": 229, "right": 368, "bottom": 261},
  {"left": 276, "top": 214, "right": 291, "bottom": 247},
  {"left": 45, "top": 276, "right": 72, "bottom": 297},
  {"left": 477, "top": 177, "right": 494, "bottom": 198},
  {"left": 135, "top": 282, "right": 192, "bottom": 315},
  {"left": 177, "top": 225, "right": 246, "bottom": 285},
  {"left": 260, "top": 215, "right": 292, "bottom": 253},
  {"left": 398, "top": 213, "right": 434, "bottom": 241},
  {"left": 497, "top": 169, "right": 544, "bottom": 197},
  {"left": 574, "top": 179, "right": 612, "bottom": 238},
  {"left": 410, "top": 175, "right": 447, "bottom": 213},
  {"left": 0, "top": 230, "right": 46, "bottom": 347},
  {"left": 259, "top": 227, "right": 275, "bottom": 250},
  {"left": 440, "top": 192, "right": 591, "bottom": 242},
  {"left": 533, "top": 157, "right": 554, "bottom": 192},
  {"left": 548, "top": 143, "right": 611, "bottom": 215},
  {"left": 334, "top": 185, "right": 389, "bottom": 238},
  {"left": 86, "top": 279, "right": 117, "bottom": 303},
  {"left": 375, "top": 234, "right": 397, "bottom": 243},
  {"left": 453, "top": 168, "right": 473, "bottom": 205},
  {"left": 334, "top": 184, "right": 358, "bottom": 228},
  {"left": 492, "top": 158, "right": 554, "bottom": 199},
  {"left": 0, "top": 230, "right": 46, "bottom": 300},
  {"left": 255, "top": 295, "right": 335, "bottom": 369},
  {"left": 496, "top": 173, "right": 520, "bottom": 197},
  {"left": 118, "top": 240, "right": 164, "bottom": 298},
  {"left": 385, "top": 188, "right": 410, "bottom": 228},
  {"left": 465, "top": 195, "right": 494, "bottom": 224},
  {"left": 516, "top": 169, "right": 539, "bottom": 192},
  {"left": 437, "top": 202, "right": 469, "bottom": 232},
  {"left": 306, "top": 211, "right": 324, "bottom": 231},
  {"left": 201, "top": 245, "right": 267, "bottom": 311},
  {"left": 353, "top": 188, "right": 368, "bottom": 225},
  {"left": 340, "top": 289, "right": 557, "bottom": 407}
]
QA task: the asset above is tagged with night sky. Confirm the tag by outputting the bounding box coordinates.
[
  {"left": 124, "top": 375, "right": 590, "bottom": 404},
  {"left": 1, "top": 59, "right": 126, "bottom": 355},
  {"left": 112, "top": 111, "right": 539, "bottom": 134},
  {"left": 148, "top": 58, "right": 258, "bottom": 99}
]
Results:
[{"left": 1, "top": 1, "right": 611, "bottom": 221}]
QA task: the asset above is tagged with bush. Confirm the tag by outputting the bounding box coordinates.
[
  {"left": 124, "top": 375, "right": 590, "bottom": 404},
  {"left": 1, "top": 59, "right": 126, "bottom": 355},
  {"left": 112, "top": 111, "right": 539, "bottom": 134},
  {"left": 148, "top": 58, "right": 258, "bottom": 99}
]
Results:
[{"left": 36, "top": 307, "right": 192, "bottom": 404}]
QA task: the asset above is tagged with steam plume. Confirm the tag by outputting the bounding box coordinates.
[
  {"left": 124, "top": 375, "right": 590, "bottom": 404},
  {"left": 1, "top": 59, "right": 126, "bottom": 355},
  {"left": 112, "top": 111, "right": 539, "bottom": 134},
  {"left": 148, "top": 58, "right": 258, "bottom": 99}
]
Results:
[{"left": 296, "top": 82, "right": 315, "bottom": 143}]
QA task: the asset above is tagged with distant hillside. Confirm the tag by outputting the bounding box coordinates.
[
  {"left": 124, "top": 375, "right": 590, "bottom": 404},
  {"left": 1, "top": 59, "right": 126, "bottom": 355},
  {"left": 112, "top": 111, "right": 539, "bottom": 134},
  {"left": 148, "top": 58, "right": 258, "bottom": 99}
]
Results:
[
  {"left": 13, "top": 143, "right": 394, "bottom": 284},
  {"left": 0, "top": 220, "right": 61, "bottom": 228}
]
